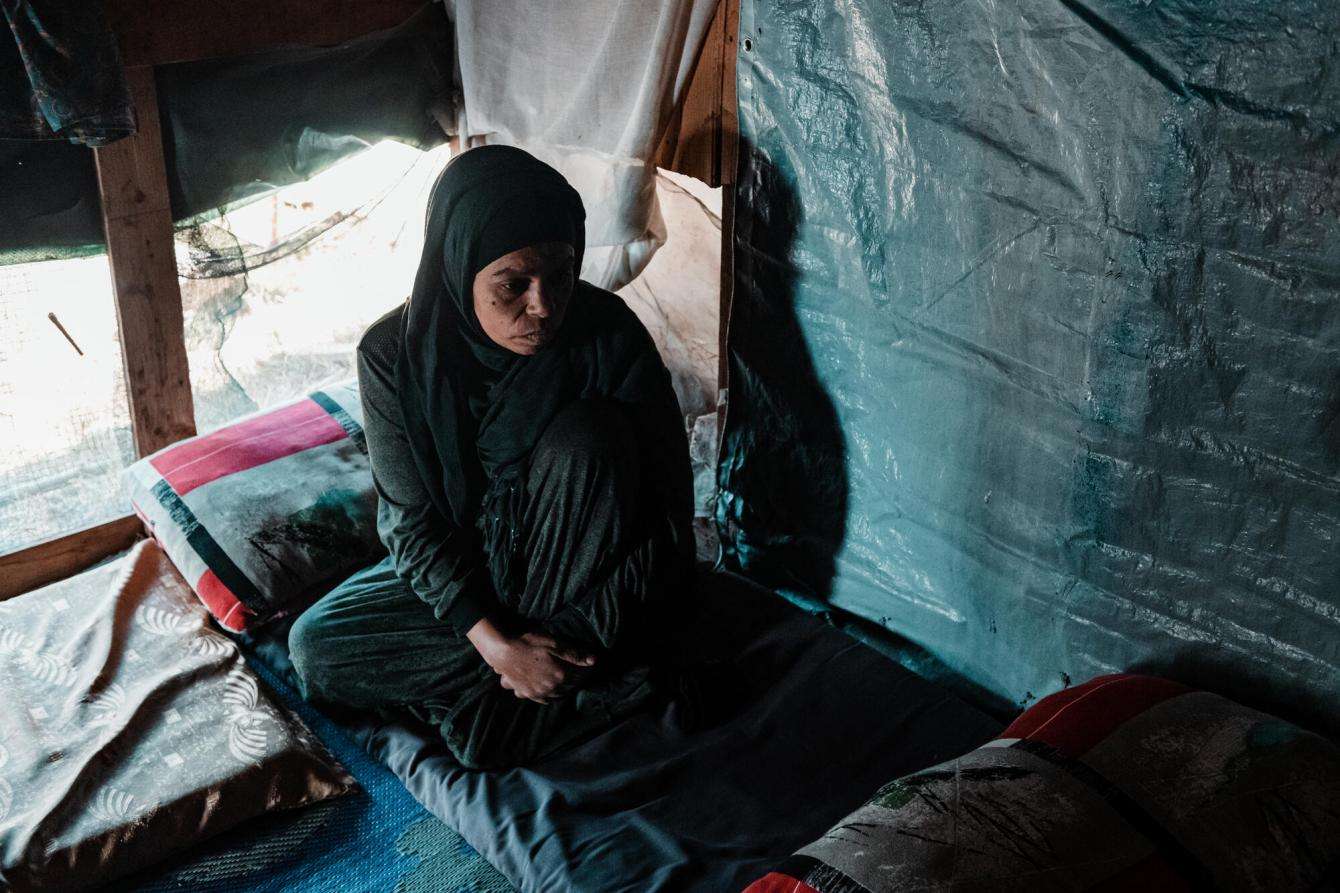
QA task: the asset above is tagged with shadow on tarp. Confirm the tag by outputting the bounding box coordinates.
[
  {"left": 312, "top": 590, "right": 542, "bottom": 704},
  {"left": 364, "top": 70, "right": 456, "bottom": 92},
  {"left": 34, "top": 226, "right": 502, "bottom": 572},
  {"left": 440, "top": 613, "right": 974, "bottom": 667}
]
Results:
[
  {"left": 716, "top": 139, "right": 849, "bottom": 611},
  {"left": 714, "top": 139, "right": 1016, "bottom": 722}
]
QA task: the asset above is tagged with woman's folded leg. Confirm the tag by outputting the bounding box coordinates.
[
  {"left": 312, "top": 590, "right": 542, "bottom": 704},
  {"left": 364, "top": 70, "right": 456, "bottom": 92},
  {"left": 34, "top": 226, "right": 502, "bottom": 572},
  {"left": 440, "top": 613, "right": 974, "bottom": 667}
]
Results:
[
  {"left": 287, "top": 555, "right": 486, "bottom": 718},
  {"left": 508, "top": 397, "right": 684, "bottom": 648},
  {"left": 439, "top": 398, "right": 685, "bottom": 769},
  {"left": 440, "top": 665, "right": 655, "bottom": 770},
  {"left": 287, "top": 552, "right": 650, "bottom": 770}
]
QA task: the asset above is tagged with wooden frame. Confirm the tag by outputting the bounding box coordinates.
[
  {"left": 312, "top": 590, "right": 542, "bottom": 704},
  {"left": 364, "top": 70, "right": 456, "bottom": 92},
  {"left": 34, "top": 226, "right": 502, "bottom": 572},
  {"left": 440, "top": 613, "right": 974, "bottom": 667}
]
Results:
[
  {"left": 3, "top": 0, "right": 740, "bottom": 598},
  {"left": 106, "top": 0, "right": 425, "bottom": 67},
  {"left": 716, "top": 0, "right": 740, "bottom": 427},
  {"left": 2, "top": 4, "right": 433, "bottom": 598},
  {"left": 0, "top": 517, "right": 144, "bottom": 600},
  {"left": 95, "top": 66, "right": 198, "bottom": 459},
  {"left": 654, "top": 0, "right": 740, "bottom": 189}
]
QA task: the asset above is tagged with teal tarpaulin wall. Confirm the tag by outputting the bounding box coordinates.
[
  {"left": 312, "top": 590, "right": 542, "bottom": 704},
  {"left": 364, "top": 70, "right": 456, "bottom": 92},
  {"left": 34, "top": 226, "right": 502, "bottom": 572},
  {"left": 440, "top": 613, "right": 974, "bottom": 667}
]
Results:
[{"left": 719, "top": 0, "right": 1340, "bottom": 730}]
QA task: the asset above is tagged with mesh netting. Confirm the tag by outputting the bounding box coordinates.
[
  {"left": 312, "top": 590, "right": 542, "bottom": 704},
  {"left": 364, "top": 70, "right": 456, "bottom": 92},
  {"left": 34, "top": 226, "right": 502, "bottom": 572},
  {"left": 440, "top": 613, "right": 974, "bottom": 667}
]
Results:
[
  {"left": 0, "top": 141, "right": 451, "bottom": 552},
  {"left": 174, "top": 141, "right": 452, "bottom": 434}
]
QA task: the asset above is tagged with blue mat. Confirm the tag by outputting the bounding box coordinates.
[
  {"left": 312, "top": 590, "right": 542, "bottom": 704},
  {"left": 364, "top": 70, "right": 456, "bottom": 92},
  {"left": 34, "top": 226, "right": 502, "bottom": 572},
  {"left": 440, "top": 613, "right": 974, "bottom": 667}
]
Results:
[{"left": 110, "top": 649, "right": 513, "bottom": 893}]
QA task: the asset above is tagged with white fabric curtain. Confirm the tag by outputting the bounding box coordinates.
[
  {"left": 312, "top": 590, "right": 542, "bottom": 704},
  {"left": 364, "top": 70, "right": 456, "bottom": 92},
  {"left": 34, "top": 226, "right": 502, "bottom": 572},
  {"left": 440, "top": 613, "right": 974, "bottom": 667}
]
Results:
[{"left": 446, "top": 0, "right": 720, "bottom": 290}]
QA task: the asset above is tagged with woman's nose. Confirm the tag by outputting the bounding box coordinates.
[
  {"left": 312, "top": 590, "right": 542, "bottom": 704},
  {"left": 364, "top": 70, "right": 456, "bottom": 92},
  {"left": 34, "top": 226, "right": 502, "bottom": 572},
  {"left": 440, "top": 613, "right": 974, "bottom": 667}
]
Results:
[{"left": 525, "top": 281, "right": 552, "bottom": 318}]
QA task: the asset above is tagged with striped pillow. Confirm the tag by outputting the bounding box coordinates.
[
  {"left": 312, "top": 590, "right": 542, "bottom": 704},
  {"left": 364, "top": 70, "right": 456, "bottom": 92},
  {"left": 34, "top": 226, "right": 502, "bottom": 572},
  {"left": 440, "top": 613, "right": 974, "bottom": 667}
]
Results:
[
  {"left": 122, "top": 381, "right": 380, "bottom": 632},
  {"left": 745, "top": 674, "right": 1340, "bottom": 892}
]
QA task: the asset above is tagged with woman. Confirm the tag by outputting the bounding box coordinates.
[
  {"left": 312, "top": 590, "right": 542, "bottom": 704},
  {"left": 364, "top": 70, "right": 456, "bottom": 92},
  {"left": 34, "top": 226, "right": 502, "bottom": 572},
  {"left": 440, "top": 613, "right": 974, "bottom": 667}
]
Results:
[{"left": 288, "top": 145, "right": 693, "bottom": 770}]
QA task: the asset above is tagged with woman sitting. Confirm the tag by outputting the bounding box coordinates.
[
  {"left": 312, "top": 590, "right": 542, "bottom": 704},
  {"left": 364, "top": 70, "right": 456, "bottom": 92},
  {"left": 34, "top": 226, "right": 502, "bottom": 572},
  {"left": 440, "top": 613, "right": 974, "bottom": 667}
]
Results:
[{"left": 288, "top": 145, "right": 693, "bottom": 770}]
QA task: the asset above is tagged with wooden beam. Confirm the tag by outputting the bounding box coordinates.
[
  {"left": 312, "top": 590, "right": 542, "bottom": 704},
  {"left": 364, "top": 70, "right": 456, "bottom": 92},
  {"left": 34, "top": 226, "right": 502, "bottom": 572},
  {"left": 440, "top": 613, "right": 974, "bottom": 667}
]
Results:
[
  {"left": 0, "top": 516, "right": 144, "bottom": 601},
  {"left": 657, "top": 0, "right": 739, "bottom": 187},
  {"left": 717, "top": 0, "right": 739, "bottom": 442},
  {"left": 106, "top": 0, "right": 423, "bottom": 68},
  {"left": 94, "top": 66, "right": 197, "bottom": 458},
  {"left": 720, "top": 0, "right": 739, "bottom": 187}
]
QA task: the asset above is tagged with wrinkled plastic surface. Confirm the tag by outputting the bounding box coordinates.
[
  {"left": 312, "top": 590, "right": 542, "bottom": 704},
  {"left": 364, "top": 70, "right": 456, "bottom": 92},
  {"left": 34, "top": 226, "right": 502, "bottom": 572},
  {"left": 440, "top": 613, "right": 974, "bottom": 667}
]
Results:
[
  {"left": 719, "top": 0, "right": 1340, "bottom": 731},
  {"left": 0, "top": 0, "right": 134, "bottom": 145},
  {"left": 0, "top": 1, "right": 449, "bottom": 265}
]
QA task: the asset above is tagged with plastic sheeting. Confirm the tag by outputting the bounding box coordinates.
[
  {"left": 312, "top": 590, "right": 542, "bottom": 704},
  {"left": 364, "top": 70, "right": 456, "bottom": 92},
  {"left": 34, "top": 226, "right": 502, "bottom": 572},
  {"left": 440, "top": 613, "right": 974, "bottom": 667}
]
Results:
[
  {"left": 156, "top": 2, "right": 449, "bottom": 225},
  {"left": 0, "top": 0, "right": 134, "bottom": 145},
  {"left": 448, "top": 0, "right": 718, "bottom": 290},
  {"left": 619, "top": 171, "right": 722, "bottom": 423},
  {"left": 719, "top": 0, "right": 1340, "bottom": 732},
  {"left": 0, "top": 1, "right": 450, "bottom": 265}
]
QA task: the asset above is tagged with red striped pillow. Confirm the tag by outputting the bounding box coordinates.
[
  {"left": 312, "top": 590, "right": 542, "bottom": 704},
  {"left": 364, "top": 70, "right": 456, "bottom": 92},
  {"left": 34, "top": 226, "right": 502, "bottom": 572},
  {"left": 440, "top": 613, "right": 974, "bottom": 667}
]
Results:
[
  {"left": 122, "top": 381, "right": 381, "bottom": 632},
  {"left": 746, "top": 674, "right": 1340, "bottom": 892}
]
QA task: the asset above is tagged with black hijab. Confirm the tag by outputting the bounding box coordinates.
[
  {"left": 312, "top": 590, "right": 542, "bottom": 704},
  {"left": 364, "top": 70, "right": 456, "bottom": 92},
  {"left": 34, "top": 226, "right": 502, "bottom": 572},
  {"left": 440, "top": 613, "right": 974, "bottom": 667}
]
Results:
[{"left": 394, "top": 145, "right": 691, "bottom": 536}]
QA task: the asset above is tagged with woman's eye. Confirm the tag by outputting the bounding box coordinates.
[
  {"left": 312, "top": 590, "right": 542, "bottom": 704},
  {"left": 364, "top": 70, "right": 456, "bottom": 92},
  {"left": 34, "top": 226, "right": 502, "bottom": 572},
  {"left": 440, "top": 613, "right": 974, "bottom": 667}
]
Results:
[{"left": 506, "top": 279, "right": 528, "bottom": 295}]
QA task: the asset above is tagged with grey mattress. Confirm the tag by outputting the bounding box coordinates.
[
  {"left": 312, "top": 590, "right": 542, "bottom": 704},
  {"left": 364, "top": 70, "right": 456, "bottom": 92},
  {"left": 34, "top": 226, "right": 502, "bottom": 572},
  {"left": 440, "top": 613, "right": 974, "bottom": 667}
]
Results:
[{"left": 243, "top": 569, "right": 1002, "bottom": 892}]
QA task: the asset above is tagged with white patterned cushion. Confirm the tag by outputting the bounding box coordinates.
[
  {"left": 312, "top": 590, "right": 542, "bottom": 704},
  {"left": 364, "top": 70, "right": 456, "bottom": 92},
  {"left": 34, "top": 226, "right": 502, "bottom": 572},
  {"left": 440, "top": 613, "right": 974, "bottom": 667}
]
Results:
[{"left": 0, "top": 539, "right": 355, "bottom": 891}]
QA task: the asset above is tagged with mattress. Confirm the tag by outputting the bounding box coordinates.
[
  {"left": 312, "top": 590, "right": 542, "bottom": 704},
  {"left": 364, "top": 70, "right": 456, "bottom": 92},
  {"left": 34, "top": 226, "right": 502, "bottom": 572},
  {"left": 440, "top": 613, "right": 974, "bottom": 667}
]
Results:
[{"left": 244, "top": 568, "right": 1004, "bottom": 892}]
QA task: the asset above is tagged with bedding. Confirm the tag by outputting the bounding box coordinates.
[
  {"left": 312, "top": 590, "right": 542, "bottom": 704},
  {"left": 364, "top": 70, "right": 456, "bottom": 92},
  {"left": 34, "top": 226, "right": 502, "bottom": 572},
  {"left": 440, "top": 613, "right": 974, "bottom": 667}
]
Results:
[
  {"left": 245, "top": 568, "right": 1003, "bottom": 892},
  {"left": 122, "top": 379, "right": 380, "bottom": 632},
  {"left": 109, "top": 627, "right": 512, "bottom": 893},
  {"left": 0, "top": 540, "right": 354, "bottom": 892},
  {"left": 746, "top": 673, "right": 1340, "bottom": 892}
]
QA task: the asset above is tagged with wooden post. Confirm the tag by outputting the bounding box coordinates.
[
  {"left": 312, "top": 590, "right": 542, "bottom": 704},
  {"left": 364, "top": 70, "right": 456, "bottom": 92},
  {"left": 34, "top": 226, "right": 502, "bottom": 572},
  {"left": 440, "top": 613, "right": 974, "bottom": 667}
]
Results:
[
  {"left": 655, "top": 0, "right": 739, "bottom": 188},
  {"left": 94, "top": 66, "right": 196, "bottom": 458},
  {"left": 717, "top": 0, "right": 739, "bottom": 443}
]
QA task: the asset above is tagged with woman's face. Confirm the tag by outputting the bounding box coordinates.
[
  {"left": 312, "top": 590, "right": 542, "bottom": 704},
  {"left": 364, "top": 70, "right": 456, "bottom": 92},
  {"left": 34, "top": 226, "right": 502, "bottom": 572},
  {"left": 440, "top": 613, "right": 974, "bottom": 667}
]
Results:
[{"left": 472, "top": 242, "right": 575, "bottom": 355}]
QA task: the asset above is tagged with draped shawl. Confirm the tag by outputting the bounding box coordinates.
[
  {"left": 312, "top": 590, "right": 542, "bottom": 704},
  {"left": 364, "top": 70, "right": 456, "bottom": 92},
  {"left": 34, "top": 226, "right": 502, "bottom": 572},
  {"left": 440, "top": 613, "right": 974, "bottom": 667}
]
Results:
[{"left": 394, "top": 145, "right": 689, "bottom": 538}]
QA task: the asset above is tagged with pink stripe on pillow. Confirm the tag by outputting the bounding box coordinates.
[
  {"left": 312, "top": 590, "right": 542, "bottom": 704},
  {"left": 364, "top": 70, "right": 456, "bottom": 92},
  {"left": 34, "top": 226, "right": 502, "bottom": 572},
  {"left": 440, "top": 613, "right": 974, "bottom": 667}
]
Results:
[
  {"left": 1001, "top": 673, "right": 1190, "bottom": 758},
  {"left": 150, "top": 399, "right": 347, "bottom": 496},
  {"left": 196, "top": 569, "right": 251, "bottom": 632}
]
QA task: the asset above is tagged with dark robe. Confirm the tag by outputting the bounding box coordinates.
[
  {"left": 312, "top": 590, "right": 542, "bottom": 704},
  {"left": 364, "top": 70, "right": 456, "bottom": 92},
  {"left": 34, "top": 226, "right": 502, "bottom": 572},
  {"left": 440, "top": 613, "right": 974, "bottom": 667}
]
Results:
[{"left": 287, "top": 146, "right": 693, "bottom": 769}]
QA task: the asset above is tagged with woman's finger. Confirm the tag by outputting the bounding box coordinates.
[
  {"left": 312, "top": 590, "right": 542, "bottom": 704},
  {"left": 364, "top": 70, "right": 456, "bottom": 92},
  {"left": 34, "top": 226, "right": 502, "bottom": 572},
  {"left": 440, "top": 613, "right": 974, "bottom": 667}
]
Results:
[{"left": 551, "top": 646, "right": 596, "bottom": 666}]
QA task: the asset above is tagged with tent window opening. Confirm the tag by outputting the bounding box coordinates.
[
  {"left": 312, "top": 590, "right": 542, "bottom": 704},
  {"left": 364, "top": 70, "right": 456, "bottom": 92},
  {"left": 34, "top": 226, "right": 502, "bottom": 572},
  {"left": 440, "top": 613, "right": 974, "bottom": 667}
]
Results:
[
  {"left": 180, "top": 139, "right": 452, "bottom": 433},
  {"left": 0, "top": 253, "right": 135, "bottom": 553},
  {"left": 0, "top": 139, "right": 452, "bottom": 555}
]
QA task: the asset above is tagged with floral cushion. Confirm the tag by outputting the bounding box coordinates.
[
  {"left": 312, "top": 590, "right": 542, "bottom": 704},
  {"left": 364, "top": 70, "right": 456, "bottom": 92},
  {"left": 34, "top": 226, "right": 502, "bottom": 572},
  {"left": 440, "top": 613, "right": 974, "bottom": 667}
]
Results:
[
  {"left": 0, "top": 539, "right": 355, "bottom": 891},
  {"left": 745, "top": 673, "right": 1340, "bottom": 892}
]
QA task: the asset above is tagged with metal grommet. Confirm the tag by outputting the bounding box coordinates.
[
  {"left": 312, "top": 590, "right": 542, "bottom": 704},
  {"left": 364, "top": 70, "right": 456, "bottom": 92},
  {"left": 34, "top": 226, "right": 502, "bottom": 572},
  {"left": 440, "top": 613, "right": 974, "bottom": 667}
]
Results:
[{"left": 743, "top": 37, "right": 753, "bottom": 52}]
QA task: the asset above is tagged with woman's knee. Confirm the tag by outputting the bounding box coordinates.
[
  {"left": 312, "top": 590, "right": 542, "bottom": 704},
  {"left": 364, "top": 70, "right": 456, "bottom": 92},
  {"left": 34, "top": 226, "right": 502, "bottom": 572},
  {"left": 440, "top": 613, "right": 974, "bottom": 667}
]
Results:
[
  {"left": 287, "top": 604, "right": 340, "bottom": 703},
  {"left": 442, "top": 695, "right": 569, "bottom": 771},
  {"left": 532, "top": 399, "right": 637, "bottom": 478}
]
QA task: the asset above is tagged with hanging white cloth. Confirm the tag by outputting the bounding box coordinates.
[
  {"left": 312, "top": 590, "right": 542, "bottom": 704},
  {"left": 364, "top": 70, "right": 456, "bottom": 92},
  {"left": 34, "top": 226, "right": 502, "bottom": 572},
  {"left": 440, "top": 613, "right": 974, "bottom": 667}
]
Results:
[{"left": 446, "top": 0, "right": 720, "bottom": 290}]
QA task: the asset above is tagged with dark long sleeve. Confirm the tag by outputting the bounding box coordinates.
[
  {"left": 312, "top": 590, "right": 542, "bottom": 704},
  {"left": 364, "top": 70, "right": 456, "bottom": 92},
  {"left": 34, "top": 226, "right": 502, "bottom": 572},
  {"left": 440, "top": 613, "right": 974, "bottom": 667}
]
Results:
[
  {"left": 356, "top": 316, "right": 497, "bottom": 633},
  {"left": 612, "top": 314, "right": 696, "bottom": 562}
]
